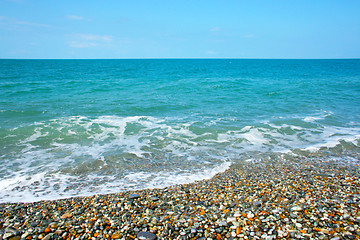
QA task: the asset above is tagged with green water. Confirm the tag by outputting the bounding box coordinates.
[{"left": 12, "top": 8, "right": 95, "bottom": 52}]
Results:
[{"left": 0, "top": 59, "right": 359, "bottom": 202}]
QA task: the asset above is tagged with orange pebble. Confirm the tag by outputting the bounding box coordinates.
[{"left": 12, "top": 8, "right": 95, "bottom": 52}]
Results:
[{"left": 44, "top": 228, "right": 51, "bottom": 233}]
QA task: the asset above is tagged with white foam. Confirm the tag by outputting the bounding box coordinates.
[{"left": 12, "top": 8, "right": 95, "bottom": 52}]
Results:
[
  {"left": 303, "top": 110, "right": 333, "bottom": 122},
  {"left": 1, "top": 113, "right": 360, "bottom": 203},
  {"left": 240, "top": 128, "right": 269, "bottom": 146},
  {"left": 0, "top": 161, "right": 231, "bottom": 203}
]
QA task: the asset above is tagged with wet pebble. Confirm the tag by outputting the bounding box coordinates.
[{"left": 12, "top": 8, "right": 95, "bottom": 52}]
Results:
[
  {"left": 129, "top": 193, "right": 140, "bottom": 199},
  {"left": 137, "top": 231, "right": 157, "bottom": 240},
  {"left": 0, "top": 156, "right": 359, "bottom": 240}
]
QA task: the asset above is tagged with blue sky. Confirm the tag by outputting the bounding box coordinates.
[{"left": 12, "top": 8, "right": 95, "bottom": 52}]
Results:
[{"left": 0, "top": 0, "right": 359, "bottom": 59}]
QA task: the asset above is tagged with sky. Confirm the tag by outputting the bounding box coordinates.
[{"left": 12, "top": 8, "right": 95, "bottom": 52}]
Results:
[{"left": 0, "top": 0, "right": 359, "bottom": 59}]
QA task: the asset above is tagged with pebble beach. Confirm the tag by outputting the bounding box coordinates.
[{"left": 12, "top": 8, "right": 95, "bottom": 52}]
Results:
[{"left": 1, "top": 153, "right": 359, "bottom": 240}]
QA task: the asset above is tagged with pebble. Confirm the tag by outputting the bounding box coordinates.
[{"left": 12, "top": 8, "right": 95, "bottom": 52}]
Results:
[
  {"left": 129, "top": 193, "right": 140, "bottom": 199},
  {"left": 226, "top": 217, "right": 236, "bottom": 223},
  {"left": 247, "top": 212, "right": 255, "bottom": 219},
  {"left": 137, "top": 231, "right": 157, "bottom": 240},
  {"left": 218, "top": 221, "right": 227, "bottom": 227},
  {"left": 291, "top": 206, "right": 303, "bottom": 212},
  {"left": 3, "top": 233, "right": 15, "bottom": 239},
  {"left": 9, "top": 236, "right": 20, "bottom": 240},
  {"left": 60, "top": 212, "right": 72, "bottom": 219},
  {"left": 0, "top": 156, "right": 359, "bottom": 240}
]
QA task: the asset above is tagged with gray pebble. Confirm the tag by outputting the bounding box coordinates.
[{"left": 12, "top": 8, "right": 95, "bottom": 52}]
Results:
[
  {"left": 137, "top": 231, "right": 157, "bottom": 240},
  {"left": 129, "top": 193, "right": 140, "bottom": 199}
]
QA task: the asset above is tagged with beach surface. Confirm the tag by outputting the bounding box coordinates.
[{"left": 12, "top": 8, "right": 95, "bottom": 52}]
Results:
[{"left": 1, "top": 154, "right": 359, "bottom": 240}]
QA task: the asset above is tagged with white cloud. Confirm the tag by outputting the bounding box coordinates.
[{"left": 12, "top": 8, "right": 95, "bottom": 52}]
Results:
[
  {"left": 243, "top": 34, "right": 255, "bottom": 38},
  {"left": 77, "top": 34, "right": 113, "bottom": 42},
  {"left": 210, "top": 27, "right": 221, "bottom": 32},
  {"left": 69, "top": 34, "right": 113, "bottom": 48},
  {"left": 6, "top": 0, "right": 24, "bottom": 3},
  {"left": 69, "top": 41, "right": 98, "bottom": 48},
  {"left": 15, "top": 20, "right": 50, "bottom": 27},
  {"left": 0, "top": 16, "right": 50, "bottom": 29},
  {"left": 66, "top": 15, "right": 86, "bottom": 21}
]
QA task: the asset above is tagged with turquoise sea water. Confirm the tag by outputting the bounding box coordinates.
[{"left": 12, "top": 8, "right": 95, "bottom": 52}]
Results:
[{"left": 0, "top": 59, "right": 359, "bottom": 203}]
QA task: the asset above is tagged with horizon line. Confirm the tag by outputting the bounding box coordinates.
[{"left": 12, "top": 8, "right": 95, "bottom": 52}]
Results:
[{"left": 1, "top": 57, "right": 360, "bottom": 60}]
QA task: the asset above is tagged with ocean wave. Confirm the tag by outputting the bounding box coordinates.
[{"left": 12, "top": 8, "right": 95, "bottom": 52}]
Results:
[{"left": 0, "top": 113, "right": 359, "bottom": 203}]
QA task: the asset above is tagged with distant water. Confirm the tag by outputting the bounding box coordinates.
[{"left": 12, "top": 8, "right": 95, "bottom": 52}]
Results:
[{"left": 0, "top": 59, "right": 359, "bottom": 203}]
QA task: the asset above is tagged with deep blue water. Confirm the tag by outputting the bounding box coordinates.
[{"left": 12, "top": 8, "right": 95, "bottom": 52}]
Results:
[{"left": 0, "top": 59, "right": 359, "bottom": 202}]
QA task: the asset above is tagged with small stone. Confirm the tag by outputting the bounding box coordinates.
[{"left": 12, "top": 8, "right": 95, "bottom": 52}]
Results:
[
  {"left": 232, "top": 221, "right": 240, "bottom": 227},
  {"left": 9, "top": 236, "right": 21, "bottom": 240},
  {"left": 5, "top": 227, "right": 17, "bottom": 233},
  {"left": 61, "top": 212, "right": 72, "bottom": 219},
  {"left": 137, "top": 231, "right": 157, "bottom": 240},
  {"left": 3, "top": 232, "right": 15, "bottom": 239},
  {"left": 111, "top": 232, "right": 121, "bottom": 239},
  {"left": 129, "top": 193, "right": 140, "bottom": 199},
  {"left": 30, "top": 222, "right": 38, "bottom": 227},
  {"left": 227, "top": 217, "right": 237, "bottom": 223},
  {"left": 247, "top": 212, "right": 255, "bottom": 219},
  {"left": 150, "top": 196, "right": 159, "bottom": 201},
  {"left": 167, "top": 223, "right": 175, "bottom": 232},
  {"left": 234, "top": 212, "right": 241, "bottom": 217},
  {"left": 49, "top": 222, "right": 58, "bottom": 229},
  {"left": 272, "top": 209, "right": 280, "bottom": 214},
  {"left": 218, "top": 221, "right": 227, "bottom": 227},
  {"left": 42, "top": 234, "right": 53, "bottom": 240},
  {"left": 291, "top": 206, "right": 303, "bottom": 212},
  {"left": 21, "top": 231, "right": 30, "bottom": 239}
]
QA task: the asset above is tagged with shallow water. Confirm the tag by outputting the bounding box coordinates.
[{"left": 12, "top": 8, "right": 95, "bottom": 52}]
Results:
[{"left": 0, "top": 59, "right": 359, "bottom": 203}]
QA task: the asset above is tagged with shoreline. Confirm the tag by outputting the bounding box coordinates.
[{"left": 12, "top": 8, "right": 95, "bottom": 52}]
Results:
[{"left": 1, "top": 156, "right": 359, "bottom": 240}]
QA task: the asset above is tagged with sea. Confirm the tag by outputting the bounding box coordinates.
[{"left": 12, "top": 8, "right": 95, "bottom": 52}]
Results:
[{"left": 0, "top": 59, "right": 359, "bottom": 203}]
